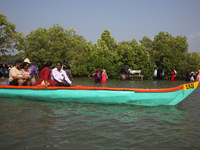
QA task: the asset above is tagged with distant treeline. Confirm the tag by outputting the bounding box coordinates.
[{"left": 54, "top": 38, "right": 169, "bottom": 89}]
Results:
[{"left": 1, "top": 13, "right": 200, "bottom": 79}]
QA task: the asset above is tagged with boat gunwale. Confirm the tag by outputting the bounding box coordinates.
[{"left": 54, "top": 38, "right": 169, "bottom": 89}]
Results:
[{"left": 0, "top": 84, "right": 186, "bottom": 93}]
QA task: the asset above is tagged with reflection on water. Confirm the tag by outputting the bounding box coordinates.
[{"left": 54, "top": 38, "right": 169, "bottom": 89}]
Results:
[
  {"left": 0, "top": 79, "right": 200, "bottom": 149},
  {"left": 0, "top": 98, "right": 200, "bottom": 149}
]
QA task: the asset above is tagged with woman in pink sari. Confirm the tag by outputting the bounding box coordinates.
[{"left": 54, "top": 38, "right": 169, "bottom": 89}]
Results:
[
  {"left": 196, "top": 70, "right": 200, "bottom": 82},
  {"left": 101, "top": 69, "right": 107, "bottom": 83}
]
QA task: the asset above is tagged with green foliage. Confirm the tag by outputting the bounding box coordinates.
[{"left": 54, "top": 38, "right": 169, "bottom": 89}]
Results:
[
  {"left": 1, "top": 11, "right": 197, "bottom": 80},
  {"left": 185, "top": 52, "right": 200, "bottom": 71},
  {"left": 16, "top": 24, "right": 71, "bottom": 65},
  {"left": 87, "top": 39, "right": 119, "bottom": 78},
  {"left": 100, "top": 29, "right": 118, "bottom": 51},
  {"left": 15, "top": 27, "right": 200, "bottom": 79},
  {"left": 0, "top": 54, "right": 18, "bottom": 65},
  {"left": 0, "top": 13, "right": 17, "bottom": 54},
  {"left": 140, "top": 31, "right": 196, "bottom": 79}
]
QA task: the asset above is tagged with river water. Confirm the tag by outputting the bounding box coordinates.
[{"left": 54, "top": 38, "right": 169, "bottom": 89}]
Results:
[{"left": 0, "top": 78, "right": 200, "bottom": 149}]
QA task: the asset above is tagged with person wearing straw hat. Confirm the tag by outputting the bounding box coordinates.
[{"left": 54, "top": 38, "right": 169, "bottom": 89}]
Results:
[{"left": 24, "top": 58, "right": 38, "bottom": 86}]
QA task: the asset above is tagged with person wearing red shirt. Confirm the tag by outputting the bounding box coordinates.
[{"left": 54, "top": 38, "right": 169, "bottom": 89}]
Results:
[
  {"left": 171, "top": 70, "right": 175, "bottom": 82},
  {"left": 37, "top": 61, "right": 58, "bottom": 88}
]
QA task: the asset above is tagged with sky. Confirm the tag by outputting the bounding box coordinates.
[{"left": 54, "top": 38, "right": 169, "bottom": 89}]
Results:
[{"left": 1, "top": 0, "right": 200, "bottom": 52}]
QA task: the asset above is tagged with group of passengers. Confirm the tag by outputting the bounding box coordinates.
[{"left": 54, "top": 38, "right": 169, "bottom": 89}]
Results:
[
  {"left": 0, "top": 63, "right": 12, "bottom": 81},
  {"left": 9, "top": 59, "right": 73, "bottom": 88}
]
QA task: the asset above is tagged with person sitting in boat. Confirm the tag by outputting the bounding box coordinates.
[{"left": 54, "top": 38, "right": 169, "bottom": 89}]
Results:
[
  {"left": 92, "top": 69, "right": 101, "bottom": 82},
  {"left": 0, "top": 64, "right": 5, "bottom": 81},
  {"left": 37, "top": 61, "right": 58, "bottom": 88},
  {"left": 9, "top": 60, "right": 31, "bottom": 86},
  {"left": 51, "top": 61, "right": 72, "bottom": 87},
  {"left": 24, "top": 58, "right": 38, "bottom": 86},
  {"left": 21, "top": 62, "right": 31, "bottom": 86},
  {"left": 64, "top": 65, "right": 73, "bottom": 82}
]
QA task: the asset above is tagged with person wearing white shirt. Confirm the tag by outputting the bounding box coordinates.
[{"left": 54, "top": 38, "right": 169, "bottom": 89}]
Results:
[
  {"left": 174, "top": 69, "right": 177, "bottom": 80},
  {"left": 190, "top": 71, "right": 194, "bottom": 81},
  {"left": 51, "top": 61, "right": 72, "bottom": 87},
  {"left": 153, "top": 67, "right": 157, "bottom": 80},
  {"left": 162, "top": 69, "right": 164, "bottom": 80}
]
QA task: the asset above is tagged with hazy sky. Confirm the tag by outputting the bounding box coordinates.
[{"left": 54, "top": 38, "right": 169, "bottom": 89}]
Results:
[{"left": 1, "top": 0, "right": 200, "bottom": 52}]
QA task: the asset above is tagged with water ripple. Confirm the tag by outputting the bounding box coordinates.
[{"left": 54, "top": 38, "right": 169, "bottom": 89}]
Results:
[{"left": 0, "top": 79, "right": 200, "bottom": 149}]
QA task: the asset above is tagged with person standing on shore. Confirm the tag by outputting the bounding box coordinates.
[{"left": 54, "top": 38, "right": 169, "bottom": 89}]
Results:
[
  {"left": 190, "top": 71, "right": 194, "bottom": 81},
  {"left": 171, "top": 69, "right": 175, "bottom": 82},
  {"left": 153, "top": 67, "right": 157, "bottom": 80},
  {"left": 174, "top": 69, "right": 177, "bottom": 80},
  {"left": 101, "top": 69, "right": 107, "bottom": 83},
  {"left": 186, "top": 71, "right": 190, "bottom": 82},
  {"left": 162, "top": 69, "right": 164, "bottom": 80},
  {"left": 92, "top": 69, "right": 101, "bottom": 82},
  {"left": 196, "top": 70, "right": 200, "bottom": 82}
]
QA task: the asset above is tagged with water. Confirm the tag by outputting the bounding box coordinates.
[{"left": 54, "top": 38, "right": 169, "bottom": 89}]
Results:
[{"left": 0, "top": 78, "right": 200, "bottom": 149}]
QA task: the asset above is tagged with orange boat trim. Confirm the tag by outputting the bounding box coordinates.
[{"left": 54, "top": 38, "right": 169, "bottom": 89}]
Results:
[{"left": 0, "top": 84, "right": 184, "bottom": 93}]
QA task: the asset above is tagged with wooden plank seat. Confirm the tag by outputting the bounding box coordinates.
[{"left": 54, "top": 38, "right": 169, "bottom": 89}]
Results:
[{"left": 128, "top": 69, "right": 144, "bottom": 81}]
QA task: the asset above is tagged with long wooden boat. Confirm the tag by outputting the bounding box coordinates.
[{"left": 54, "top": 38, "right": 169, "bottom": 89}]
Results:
[{"left": 0, "top": 82, "right": 199, "bottom": 106}]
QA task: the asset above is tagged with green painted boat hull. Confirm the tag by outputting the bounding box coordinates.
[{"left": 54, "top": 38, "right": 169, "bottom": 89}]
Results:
[{"left": 0, "top": 87, "right": 196, "bottom": 106}]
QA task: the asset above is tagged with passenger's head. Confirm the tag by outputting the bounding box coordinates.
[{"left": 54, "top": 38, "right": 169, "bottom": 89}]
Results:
[
  {"left": 22, "top": 62, "right": 30, "bottom": 70},
  {"left": 56, "top": 61, "right": 62, "bottom": 71},
  {"left": 45, "top": 61, "right": 52, "bottom": 69},
  {"left": 66, "top": 65, "right": 70, "bottom": 70},
  {"left": 15, "top": 60, "right": 23, "bottom": 69},
  {"left": 96, "top": 69, "right": 99, "bottom": 73}
]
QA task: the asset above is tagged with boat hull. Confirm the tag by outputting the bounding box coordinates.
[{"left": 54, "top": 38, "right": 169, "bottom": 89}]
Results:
[{"left": 0, "top": 82, "right": 198, "bottom": 106}]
